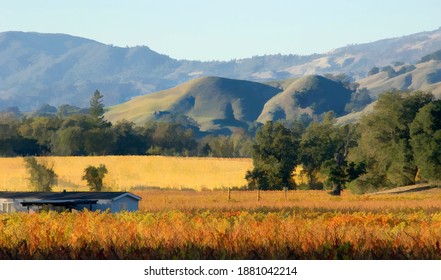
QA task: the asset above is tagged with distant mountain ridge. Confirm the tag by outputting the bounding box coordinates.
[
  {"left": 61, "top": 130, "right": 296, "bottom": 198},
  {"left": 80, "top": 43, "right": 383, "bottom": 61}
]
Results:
[{"left": 1, "top": 28, "right": 441, "bottom": 111}]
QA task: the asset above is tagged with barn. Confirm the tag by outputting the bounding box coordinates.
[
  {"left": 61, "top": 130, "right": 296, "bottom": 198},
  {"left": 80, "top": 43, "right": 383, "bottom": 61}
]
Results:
[{"left": 0, "top": 191, "right": 141, "bottom": 213}]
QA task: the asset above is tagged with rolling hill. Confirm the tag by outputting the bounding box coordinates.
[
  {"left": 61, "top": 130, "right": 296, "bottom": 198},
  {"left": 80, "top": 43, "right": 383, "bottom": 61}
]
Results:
[
  {"left": 258, "top": 75, "right": 353, "bottom": 122},
  {"left": 107, "top": 50, "right": 441, "bottom": 131},
  {"left": 105, "top": 76, "right": 282, "bottom": 132},
  {"left": 105, "top": 75, "right": 356, "bottom": 133},
  {"left": 335, "top": 49, "right": 441, "bottom": 125},
  {"left": 2, "top": 28, "right": 441, "bottom": 111},
  {"left": 357, "top": 50, "right": 441, "bottom": 98}
]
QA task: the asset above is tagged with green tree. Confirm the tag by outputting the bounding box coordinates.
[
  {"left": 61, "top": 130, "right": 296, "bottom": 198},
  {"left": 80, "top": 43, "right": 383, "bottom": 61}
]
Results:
[
  {"left": 300, "top": 113, "right": 360, "bottom": 192},
  {"left": 199, "top": 135, "right": 235, "bottom": 157},
  {"left": 344, "top": 88, "right": 372, "bottom": 113},
  {"left": 0, "top": 116, "right": 19, "bottom": 156},
  {"left": 19, "top": 116, "right": 61, "bottom": 152},
  {"left": 50, "top": 113, "right": 116, "bottom": 156},
  {"left": 300, "top": 113, "right": 338, "bottom": 188},
  {"left": 49, "top": 114, "right": 93, "bottom": 156},
  {"left": 350, "top": 91, "right": 433, "bottom": 192},
  {"left": 83, "top": 127, "right": 115, "bottom": 155},
  {"left": 246, "top": 121, "right": 299, "bottom": 190},
  {"left": 321, "top": 159, "right": 365, "bottom": 195},
  {"left": 0, "top": 113, "right": 42, "bottom": 156},
  {"left": 51, "top": 126, "right": 84, "bottom": 156},
  {"left": 322, "top": 123, "right": 362, "bottom": 195},
  {"left": 89, "top": 90, "right": 105, "bottom": 121},
  {"left": 410, "top": 100, "right": 441, "bottom": 181},
  {"left": 24, "top": 157, "right": 57, "bottom": 192},
  {"left": 146, "top": 122, "right": 197, "bottom": 156},
  {"left": 112, "top": 120, "right": 145, "bottom": 155},
  {"left": 198, "top": 133, "right": 253, "bottom": 158},
  {"left": 82, "top": 164, "right": 108, "bottom": 191}
]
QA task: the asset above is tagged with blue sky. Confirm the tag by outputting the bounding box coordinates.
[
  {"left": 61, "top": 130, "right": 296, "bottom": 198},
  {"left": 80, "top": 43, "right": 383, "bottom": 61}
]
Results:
[{"left": 2, "top": 0, "right": 441, "bottom": 61}]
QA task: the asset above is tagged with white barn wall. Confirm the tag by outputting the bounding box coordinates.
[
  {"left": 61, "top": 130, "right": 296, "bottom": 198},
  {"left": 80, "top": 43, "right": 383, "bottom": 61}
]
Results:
[{"left": 0, "top": 198, "right": 26, "bottom": 213}]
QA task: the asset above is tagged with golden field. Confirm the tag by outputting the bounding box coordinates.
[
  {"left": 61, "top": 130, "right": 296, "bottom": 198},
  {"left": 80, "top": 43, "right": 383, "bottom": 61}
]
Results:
[
  {"left": 134, "top": 188, "right": 441, "bottom": 212},
  {"left": 0, "top": 156, "right": 253, "bottom": 191}
]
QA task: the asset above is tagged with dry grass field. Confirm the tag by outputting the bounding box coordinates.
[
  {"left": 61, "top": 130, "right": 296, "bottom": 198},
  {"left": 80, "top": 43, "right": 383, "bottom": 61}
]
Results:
[
  {"left": 0, "top": 156, "right": 253, "bottom": 191},
  {"left": 134, "top": 188, "right": 441, "bottom": 212}
]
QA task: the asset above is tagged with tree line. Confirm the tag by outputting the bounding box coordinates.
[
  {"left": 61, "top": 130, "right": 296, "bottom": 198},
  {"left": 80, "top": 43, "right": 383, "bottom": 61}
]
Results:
[
  {"left": 246, "top": 90, "right": 441, "bottom": 194},
  {"left": 0, "top": 90, "right": 254, "bottom": 158}
]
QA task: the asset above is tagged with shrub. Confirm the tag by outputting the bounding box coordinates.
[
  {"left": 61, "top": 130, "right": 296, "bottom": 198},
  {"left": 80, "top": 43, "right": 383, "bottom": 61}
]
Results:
[
  {"left": 24, "top": 157, "right": 57, "bottom": 192},
  {"left": 82, "top": 164, "right": 108, "bottom": 191}
]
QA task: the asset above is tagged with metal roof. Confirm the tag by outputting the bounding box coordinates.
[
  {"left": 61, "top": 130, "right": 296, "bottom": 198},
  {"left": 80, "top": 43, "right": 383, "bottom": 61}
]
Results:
[
  {"left": 20, "top": 199, "right": 98, "bottom": 207},
  {"left": 0, "top": 191, "right": 141, "bottom": 201}
]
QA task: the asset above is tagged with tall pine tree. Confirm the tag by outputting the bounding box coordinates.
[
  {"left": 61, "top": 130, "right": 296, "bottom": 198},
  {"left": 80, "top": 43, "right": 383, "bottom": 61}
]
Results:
[{"left": 89, "top": 90, "right": 105, "bottom": 122}]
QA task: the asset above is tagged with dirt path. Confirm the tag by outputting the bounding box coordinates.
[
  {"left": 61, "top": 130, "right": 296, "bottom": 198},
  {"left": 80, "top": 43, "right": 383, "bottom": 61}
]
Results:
[{"left": 371, "top": 182, "right": 441, "bottom": 195}]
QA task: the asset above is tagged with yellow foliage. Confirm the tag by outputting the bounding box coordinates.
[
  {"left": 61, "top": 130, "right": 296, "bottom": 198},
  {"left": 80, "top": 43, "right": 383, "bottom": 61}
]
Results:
[{"left": 291, "top": 165, "right": 326, "bottom": 185}]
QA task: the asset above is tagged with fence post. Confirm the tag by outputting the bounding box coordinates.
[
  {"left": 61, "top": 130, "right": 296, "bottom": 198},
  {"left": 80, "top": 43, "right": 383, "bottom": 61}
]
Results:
[
  {"left": 228, "top": 187, "right": 231, "bottom": 201},
  {"left": 283, "top": 187, "right": 288, "bottom": 200},
  {"left": 257, "top": 188, "right": 261, "bottom": 202}
]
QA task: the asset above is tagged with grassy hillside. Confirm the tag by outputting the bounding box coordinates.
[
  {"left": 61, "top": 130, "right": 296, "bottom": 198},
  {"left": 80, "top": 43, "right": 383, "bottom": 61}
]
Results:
[
  {"left": 106, "top": 75, "right": 357, "bottom": 132},
  {"left": 358, "top": 58, "right": 441, "bottom": 99},
  {"left": 0, "top": 156, "right": 253, "bottom": 191},
  {"left": 336, "top": 101, "right": 376, "bottom": 125},
  {"left": 258, "top": 75, "right": 353, "bottom": 122},
  {"left": 105, "top": 76, "right": 281, "bottom": 132},
  {"left": 103, "top": 49, "right": 441, "bottom": 129}
]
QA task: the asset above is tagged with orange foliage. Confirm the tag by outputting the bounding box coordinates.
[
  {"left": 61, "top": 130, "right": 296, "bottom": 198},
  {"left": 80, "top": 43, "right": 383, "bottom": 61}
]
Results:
[
  {"left": 0, "top": 210, "right": 441, "bottom": 259},
  {"left": 2, "top": 189, "right": 441, "bottom": 259}
]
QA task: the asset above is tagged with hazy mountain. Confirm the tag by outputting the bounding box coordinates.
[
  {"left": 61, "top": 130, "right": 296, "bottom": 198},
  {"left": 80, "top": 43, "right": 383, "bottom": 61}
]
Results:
[
  {"left": 303, "top": 28, "right": 441, "bottom": 78},
  {"left": 1, "top": 28, "right": 441, "bottom": 111},
  {"left": 335, "top": 49, "right": 441, "bottom": 125},
  {"left": 0, "top": 31, "right": 181, "bottom": 110},
  {"left": 357, "top": 49, "right": 441, "bottom": 98}
]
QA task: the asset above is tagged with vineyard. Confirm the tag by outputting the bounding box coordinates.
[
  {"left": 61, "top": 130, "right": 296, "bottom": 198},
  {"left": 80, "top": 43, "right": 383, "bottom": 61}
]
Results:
[{"left": 2, "top": 189, "right": 441, "bottom": 259}]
